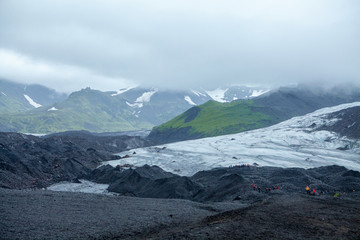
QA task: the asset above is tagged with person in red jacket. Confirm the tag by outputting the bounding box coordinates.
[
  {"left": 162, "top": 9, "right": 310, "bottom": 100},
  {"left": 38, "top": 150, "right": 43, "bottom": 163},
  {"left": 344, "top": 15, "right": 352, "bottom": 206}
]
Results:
[{"left": 313, "top": 188, "right": 316, "bottom": 195}]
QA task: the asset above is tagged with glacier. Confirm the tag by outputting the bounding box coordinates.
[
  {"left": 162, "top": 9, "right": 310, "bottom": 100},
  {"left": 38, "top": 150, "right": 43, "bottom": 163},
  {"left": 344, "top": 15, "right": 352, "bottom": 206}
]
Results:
[{"left": 104, "top": 102, "right": 360, "bottom": 176}]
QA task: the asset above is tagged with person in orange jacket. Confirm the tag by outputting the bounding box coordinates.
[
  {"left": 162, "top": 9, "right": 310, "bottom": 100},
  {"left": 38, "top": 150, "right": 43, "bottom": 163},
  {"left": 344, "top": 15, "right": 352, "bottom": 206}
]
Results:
[{"left": 305, "top": 186, "right": 310, "bottom": 195}]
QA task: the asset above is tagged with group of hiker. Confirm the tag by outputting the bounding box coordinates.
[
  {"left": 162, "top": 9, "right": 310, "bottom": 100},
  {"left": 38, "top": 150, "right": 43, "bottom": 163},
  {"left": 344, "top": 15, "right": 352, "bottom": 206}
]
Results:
[
  {"left": 248, "top": 184, "right": 356, "bottom": 197},
  {"left": 305, "top": 186, "right": 355, "bottom": 197},
  {"left": 229, "top": 164, "right": 251, "bottom": 168},
  {"left": 305, "top": 186, "right": 316, "bottom": 195},
  {"left": 251, "top": 184, "right": 279, "bottom": 193},
  {"left": 305, "top": 186, "right": 334, "bottom": 195}
]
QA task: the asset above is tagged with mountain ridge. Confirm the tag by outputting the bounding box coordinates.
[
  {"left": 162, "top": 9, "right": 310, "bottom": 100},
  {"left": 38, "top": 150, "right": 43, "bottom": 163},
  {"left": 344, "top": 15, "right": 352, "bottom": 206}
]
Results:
[{"left": 0, "top": 82, "right": 269, "bottom": 134}]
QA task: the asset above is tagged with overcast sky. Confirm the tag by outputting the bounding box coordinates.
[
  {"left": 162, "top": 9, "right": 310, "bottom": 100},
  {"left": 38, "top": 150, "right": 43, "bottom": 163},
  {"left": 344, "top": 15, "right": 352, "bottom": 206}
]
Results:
[{"left": 0, "top": 0, "right": 359, "bottom": 93}]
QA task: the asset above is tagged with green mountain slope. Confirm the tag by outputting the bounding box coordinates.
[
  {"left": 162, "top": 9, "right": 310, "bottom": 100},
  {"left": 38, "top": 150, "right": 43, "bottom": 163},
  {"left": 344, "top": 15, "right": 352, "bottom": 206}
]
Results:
[
  {"left": 149, "top": 100, "right": 278, "bottom": 142},
  {"left": 148, "top": 85, "right": 360, "bottom": 143},
  {"left": 0, "top": 88, "right": 153, "bottom": 133}
]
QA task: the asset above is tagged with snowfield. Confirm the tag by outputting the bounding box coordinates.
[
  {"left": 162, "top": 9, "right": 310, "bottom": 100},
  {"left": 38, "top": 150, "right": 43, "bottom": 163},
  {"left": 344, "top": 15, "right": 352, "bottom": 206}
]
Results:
[
  {"left": 105, "top": 102, "right": 360, "bottom": 176},
  {"left": 126, "top": 89, "right": 157, "bottom": 108},
  {"left": 205, "top": 88, "right": 228, "bottom": 103}
]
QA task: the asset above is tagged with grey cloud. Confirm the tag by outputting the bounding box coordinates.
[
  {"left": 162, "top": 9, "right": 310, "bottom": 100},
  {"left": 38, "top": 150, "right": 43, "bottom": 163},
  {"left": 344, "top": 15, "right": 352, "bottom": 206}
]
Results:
[{"left": 0, "top": 0, "right": 359, "bottom": 92}]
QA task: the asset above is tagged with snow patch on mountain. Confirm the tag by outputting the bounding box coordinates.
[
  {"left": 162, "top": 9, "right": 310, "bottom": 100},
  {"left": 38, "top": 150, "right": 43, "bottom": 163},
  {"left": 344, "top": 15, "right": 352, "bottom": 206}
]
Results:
[
  {"left": 1, "top": 92, "right": 6, "bottom": 96},
  {"left": 111, "top": 86, "right": 136, "bottom": 96},
  {"left": 131, "top": 110, "right": 141, "bottom": 118},
  {"left": 136, "top": 89, "right": 157, "bottom": 102},
  {"left": 24, "top": 94, "right": 42, "bottom": 108},
  {"left": 250, "top": 89, "right": 270, "bottom": 98},
  {"left": 47, "top": 107, "right": 58, "bottom": 111},
  {"left": 126, "top": 101, "right": 143, "bottom": 108},
  {"left": 105, "top": 102, "right": 360, "bottom": 176},
  {"left": 205, "top": 88, "right": 228, "bottom": 103},
  {"left": 127, "top": 89, "right": 157, "bottom": 108},
  {"left": 184, "top": 96, "right": 196, "bottom": 105},
  {"left": 191, "top": 89, "right": 206, "bottom": 97}
]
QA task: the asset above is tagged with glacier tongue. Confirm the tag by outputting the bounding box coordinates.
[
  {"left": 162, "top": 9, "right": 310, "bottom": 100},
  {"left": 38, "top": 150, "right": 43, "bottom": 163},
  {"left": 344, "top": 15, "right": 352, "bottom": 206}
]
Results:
[{"left": 104, "top": 102, "right": 360, "bottom": 176}]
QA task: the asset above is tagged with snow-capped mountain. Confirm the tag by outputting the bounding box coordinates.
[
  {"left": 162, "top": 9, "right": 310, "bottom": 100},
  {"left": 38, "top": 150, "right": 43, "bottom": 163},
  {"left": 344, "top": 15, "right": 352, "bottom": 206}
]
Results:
[
  {"left": 3, "top": 80, "right": 359, "bottom": 135},
  {"left": 204, "top": 86, "right": 270, "bottom": 103},
  {"left": 109, "top": 85, "right": 270, "bottom": 125},
  {"left": 111, "top": 85, "right": 269, "bottom": 108},
  {"left": 105, "top": 102, "right": 360, "bottom": 175},
  {"left": 0, "top": 83, "right": 269, "bottom": 133}
]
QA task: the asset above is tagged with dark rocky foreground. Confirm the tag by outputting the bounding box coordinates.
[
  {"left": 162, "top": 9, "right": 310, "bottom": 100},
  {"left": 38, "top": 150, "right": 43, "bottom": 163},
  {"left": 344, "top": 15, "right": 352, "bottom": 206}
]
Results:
[
  {"left": 0, "top": 131, "right": 151, "bottom": 189},
  {"left": 145, "top": 193, "right": 360, "bottom": 240},
  {"left": 86, "top": 164, "right": 360, "bottom": 203},
  {"left": 0, "top": 188, "right": 243, "bottom": 240},
  {"left": 1, "top": 129, "right": 360, "bottom": 239},
  {"left": 0, "top": 188, "right": 359, "bottom": 239},
  {"left": 1, "top": 165, "right": 360, "bottom": 239}
]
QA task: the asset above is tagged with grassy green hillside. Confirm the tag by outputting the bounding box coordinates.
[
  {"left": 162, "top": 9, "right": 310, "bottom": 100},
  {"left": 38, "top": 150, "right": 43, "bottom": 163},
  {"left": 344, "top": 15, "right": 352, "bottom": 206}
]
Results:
[
  {"left": 149, "top": 100, "right": 278, "bottom": 142},
  {"left": 149, "top": 85, "right": 360, "bottom": 143}
]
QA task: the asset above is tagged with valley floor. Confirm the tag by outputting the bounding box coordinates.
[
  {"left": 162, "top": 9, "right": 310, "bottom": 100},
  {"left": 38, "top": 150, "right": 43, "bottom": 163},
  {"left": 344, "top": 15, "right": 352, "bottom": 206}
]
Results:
[{"left": 1, "top": 189, "right": 359, "bottom": 240}]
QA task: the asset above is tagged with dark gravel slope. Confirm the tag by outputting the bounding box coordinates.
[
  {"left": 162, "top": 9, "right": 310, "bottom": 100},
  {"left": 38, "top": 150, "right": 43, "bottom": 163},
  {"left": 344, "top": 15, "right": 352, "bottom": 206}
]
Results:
[
  {"left": 0, "top": 189, "right": 243, "bottom": 240},
  {"left": 1, "top": 189, "right": 359, "bottom": 240},
  {"left": 144, "top": 193, "right": 360, "bottom": 240}
]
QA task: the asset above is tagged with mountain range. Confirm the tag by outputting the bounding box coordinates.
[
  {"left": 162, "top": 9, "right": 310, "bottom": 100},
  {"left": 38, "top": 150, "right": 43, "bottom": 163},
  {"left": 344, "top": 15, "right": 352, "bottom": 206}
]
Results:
[{"left": 0, "top": 79, "right": 268, "bottom": 134}]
